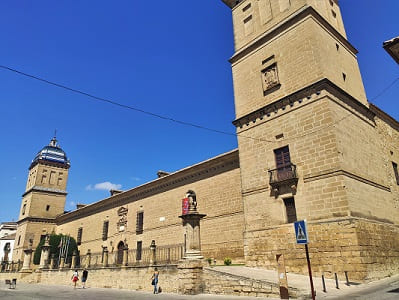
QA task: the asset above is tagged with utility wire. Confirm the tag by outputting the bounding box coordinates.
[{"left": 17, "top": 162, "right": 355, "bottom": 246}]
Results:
[
  {"left": 0, "top": 64, "right": 274, "bottom": 143},
  {"left": 1, "top": 65, "right": 393, "bottom": 145},
  {"left": 369, "top": 77, "right": 399, "bottom": 102}
]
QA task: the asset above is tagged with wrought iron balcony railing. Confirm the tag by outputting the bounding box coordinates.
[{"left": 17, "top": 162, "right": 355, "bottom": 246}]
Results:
[{"left": 268, "top": 163, "right": 298, "bottom": 186}]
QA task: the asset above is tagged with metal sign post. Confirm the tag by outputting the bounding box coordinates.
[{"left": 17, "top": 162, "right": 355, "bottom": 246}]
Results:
[{"left": 294, "top": 220, "right": 315, "bottom": 300}]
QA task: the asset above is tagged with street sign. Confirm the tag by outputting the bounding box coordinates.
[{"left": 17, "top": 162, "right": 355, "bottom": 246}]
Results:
[{"left": 294, "top": 220, "right": 308, "bottom": 244}]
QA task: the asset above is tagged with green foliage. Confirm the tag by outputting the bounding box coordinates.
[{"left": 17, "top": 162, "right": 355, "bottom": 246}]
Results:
[
  {"left": 33, "top": 234, "right": 78, "bottom": 265},
  {"left": 206, "top": 257, "right": 212, "bottom": 265},
  {"left": 223, "top": 257, "right": 232, "bottom": 266}
]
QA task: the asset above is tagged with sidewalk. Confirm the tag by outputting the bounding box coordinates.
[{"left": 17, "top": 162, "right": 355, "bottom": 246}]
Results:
[{"left": 211, "top": 266, "right": 399, "bottom": 299}]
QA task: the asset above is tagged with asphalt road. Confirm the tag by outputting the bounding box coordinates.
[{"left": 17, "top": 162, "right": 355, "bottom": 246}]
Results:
[{"left": 0, "top": 282, "right": 277, "bottom": 300}]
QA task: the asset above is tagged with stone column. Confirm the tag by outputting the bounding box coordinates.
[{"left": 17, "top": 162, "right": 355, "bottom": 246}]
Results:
[
  {"left": 150, "top": 240, "right": 156, "bottom": 265},
  {"left": 39, "top": 235, "right": 51, "bottom": 269},
  {"left": 85, "top": 249, "right": 91, "bottom": 268},
  {"left": 21, "top": 249, "right": 34, "bottom": 271},
  {"left": 50, "top": 254, "right": 56, "bottom": 270},
  {"left": 122, "top": 244, "right": 129, "bottom": 267},
  {"left": 103, "top": 247, "right": 109, "bottom": 268},
  {"left": 71, "top": 250, "right": 77, "bottom": 269},
  {"left": 59, "top": 256, "right": 65, "bottom": 269},
  {"left": 178, "top": 190, "right": 206, "bottom": 295}
]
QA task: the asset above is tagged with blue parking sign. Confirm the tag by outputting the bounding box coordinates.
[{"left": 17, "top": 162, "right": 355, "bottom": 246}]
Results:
[{"left": 294, "top": 220, "right": 308, "bottom": 244}]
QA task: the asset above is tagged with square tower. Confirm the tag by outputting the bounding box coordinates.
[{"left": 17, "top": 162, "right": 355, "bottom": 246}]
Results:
[{"left": 223, "top": 0, "right": 399, "bottom": 280}]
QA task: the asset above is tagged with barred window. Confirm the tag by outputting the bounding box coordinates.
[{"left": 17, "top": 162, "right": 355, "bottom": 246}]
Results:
[
  {"left": 102, "top": 221, "right": 109, "bottom": 241},
  {"left": 77, "top": 227, "right": 83, "bottom": 245},
  {"left": 136, "top": 212, "right": 144, "bottom": 234},
  {"left": 136, "top": 241, "right": 142, "bottom": 261}
]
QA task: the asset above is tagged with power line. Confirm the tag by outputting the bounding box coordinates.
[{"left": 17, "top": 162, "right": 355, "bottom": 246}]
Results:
[
  {"left": 0, "top": 65, "right": 375, "bottom": 145},
  {"left": 369, "top": 77, "right": 399, "bottom": 102},
  {"left": 0, "top": 64, "right": 275, "bottom": 143}
]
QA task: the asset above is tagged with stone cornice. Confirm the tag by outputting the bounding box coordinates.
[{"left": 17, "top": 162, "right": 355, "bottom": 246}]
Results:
[
  {"left": 232, "top": 78, "right": 374, "bottom": 129},
  {"left": 230, "top": 6, "right": 358, "bottom": 65},
  {"left": 56, "top": 149, "right": 240, "bottom": 224},
  {"left": 29, "top": 159, "right": 70, "bottom": 170},
  {"left": 17, "top": 217, "right": 56, "bottom": 225},
  {"left": 369, "top": 103, "right": 399, "bottom": 131},
  {"left": 22, "top": 186, "right": 68, "bottom": 197}
]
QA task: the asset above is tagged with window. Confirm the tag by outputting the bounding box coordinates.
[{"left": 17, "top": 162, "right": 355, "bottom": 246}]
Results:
[
  {"left": 102, "top": 221, "right": 109, "bottom": 241},
  {"left": 136, "top": 212, "right": 144, "bottom": 234},
  {"left": 77, "top": 227, "right": 83, "bottom": 245},
  {"left": 46, "top": 205, "right": 50, "bottom": 211},
  {"left": 274, "top": 146, "right": 292, "bottom": 180},
  {"left": 136, "top": 241, "right": 142, "bottom": 261},
  {"left": 18, "top": 236, "right": 21, "bottom": 246},
  {"left": 22, "top": 204, "right": 26, "bottom": 215},
  {"left": 393, "top": 162, "right": 399, "bottom": 185},
  {"left": 284, "top": 198, "right": 297, "bottom": 223}
]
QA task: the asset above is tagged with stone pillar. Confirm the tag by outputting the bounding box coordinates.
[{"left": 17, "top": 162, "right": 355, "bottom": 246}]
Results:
[
  {"left": 150, "top": 240, "right": 156, "bottom": 265},
  {"left": 50, "top": 254, "right": 56, "bottom": 270},
  {"left": 103, "top": 247, "right": 109, "bottom": 268},
  {"left": 178, "top": 260, "right": 204, "bottom": 295},
  {"left": 178, "top": 190, "right": 206, "bottom": 295},
  {"left": 85, "top": 249, "right": 91, "bottom": 268},
  {"left": 22, "top": 249, "right": 34, "bottom": 271},
  {"left": 39, "top": 235, "right": 51, "bottom": 269},
  {"left": 59, "top": 256, "right": 65, "bottom": 269},
  {"left": 71, "top": 250, "right": 77, "bottom": 269},
  {"left": 122, "top": 244, "right": 129, "bottom": 267}
]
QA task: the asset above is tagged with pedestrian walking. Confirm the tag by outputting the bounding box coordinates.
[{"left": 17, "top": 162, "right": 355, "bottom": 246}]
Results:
[
  {"left": 71, "top": 269, "right": 79, "bottom": 289},
  {"left": 82, "top": 268, "right": 89, "bottom": 288},
  {"left": 151, "top": 267, "right": 159, "bottom": 294}
]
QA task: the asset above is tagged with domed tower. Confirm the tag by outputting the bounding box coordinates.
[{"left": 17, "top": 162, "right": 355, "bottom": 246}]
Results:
[{"left": 13, "top": 136, "right": 70, "bottom": 261}]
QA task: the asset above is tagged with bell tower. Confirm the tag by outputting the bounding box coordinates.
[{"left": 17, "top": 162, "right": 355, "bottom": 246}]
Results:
[{"left": 13, "top": 136, "right": 70, "bottom": 261}]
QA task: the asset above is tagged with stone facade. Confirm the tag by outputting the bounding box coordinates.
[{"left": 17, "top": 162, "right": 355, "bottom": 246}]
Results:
[{"left": 8, "top": 0, "right": 399, "bottom": 287}]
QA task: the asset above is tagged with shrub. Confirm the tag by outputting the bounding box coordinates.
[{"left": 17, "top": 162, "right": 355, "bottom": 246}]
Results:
[
  {"left": 206, "top": 257, "right": 212, "bottom": 265},
  {"left": 223, "top": 257, "right": 232, "bottom": 266},
  {"left": 33, "top": 234, "right": 78, "bottom": 265}
]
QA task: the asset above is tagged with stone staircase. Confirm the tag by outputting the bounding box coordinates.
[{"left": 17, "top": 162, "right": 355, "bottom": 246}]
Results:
[{"left": 203, "top": 267, "right": 308, "bottom": 299}]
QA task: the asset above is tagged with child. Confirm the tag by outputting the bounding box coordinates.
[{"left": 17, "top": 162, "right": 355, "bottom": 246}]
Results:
[{"left": 71, "top": 269, "right": 79, "bottom": 289}]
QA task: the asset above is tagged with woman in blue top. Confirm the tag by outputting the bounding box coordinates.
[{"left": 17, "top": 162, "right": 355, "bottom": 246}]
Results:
[{"left": 151, "top": 267, "right": 159, "bottom": 294}]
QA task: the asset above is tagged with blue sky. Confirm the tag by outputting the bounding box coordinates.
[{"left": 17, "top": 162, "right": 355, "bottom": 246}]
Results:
[{"left": 0, "top": 0, "right": 398, "bottom": 223}]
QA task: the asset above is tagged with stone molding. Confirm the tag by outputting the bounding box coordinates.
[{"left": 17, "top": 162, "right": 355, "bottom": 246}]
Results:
[
  {"left": 369, "top": 103, "right": 399, "bottom": 131},
  {"left": 56, "top": 150, "right": 239, "bottom": 224},
  {"left": 29, "top": 159, "right": 70, "bottom": 170},
  {"left": 230, "top": 6, "right": 358, "bottom": 64},
  {"left": 303, "top": 168, "right": 391, "bottom": 192},
  {"left": 17, "top": 217, "right": 56, "bottom": 225},
  {"left": 22, "top": 186, "right": 67, "bottom": 197},
  {"left": 233, "top": 78, "right": 374, "bottom": 129}
]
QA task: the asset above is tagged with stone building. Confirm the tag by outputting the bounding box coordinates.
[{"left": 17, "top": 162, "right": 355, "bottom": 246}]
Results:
[{"left": 12, "top": 0, "right": 399, "bottom": 281}]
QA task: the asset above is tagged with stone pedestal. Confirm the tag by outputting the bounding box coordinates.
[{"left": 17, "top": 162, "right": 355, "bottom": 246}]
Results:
[
  {"left": 59, "top": 256, "right": 65, "bottom": 269},
  {"left": 71, "top": 250, "right": 77, "bottom": 269},
  {"left": 21, "top": 248, "right": 34, "bottom": 272},
  {"left": 177, "top": 190, "right": 206, "bottom": 294},
  {"left": 50, "top": 254, "right": 56, "bottom": 270},
  {"left": 39, "top": 236, "right": 51, "bottom": 269},
  {"left": 122, "top": 245, "right": 128, "bottom": 267},
  {"left": 85, "top": 249, "right": 91, "bottom": 268},
  {"left": 150, "top": 240, "right": 156, "bottom": 265},
  {"left": 103, "top": 247, "right": 109, "bottom": 267},
  {"left": 178, "top": 259, "right": 204, "bottom": 295}
]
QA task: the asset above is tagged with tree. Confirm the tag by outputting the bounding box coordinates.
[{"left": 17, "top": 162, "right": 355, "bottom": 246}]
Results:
[{"left": 33, "top": 234, "right": 78, "bottom": 265}]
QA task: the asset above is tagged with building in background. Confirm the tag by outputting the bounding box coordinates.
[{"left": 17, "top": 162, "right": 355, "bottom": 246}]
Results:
[{"left": 0, "top": 222, "right": 17, "bottom": 263}]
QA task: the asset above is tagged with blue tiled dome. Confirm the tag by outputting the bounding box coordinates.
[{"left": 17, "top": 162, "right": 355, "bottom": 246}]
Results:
[{"left": 31, "top": 137, "right": 70, "bottom": 168}]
